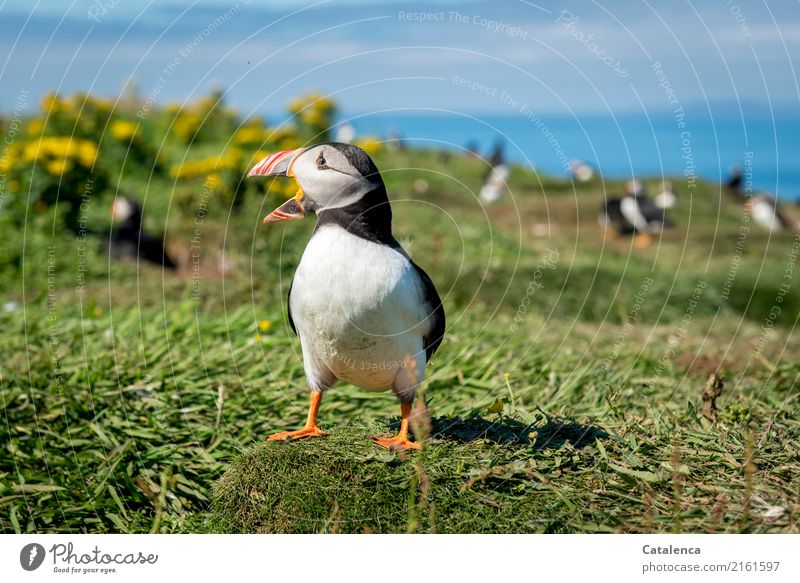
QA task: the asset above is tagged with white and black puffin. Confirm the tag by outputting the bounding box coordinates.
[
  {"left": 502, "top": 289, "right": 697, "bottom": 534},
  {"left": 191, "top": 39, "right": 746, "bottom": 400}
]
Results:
[
  {"left": 105, "top": 196, "right": 177, "bottom": 268},
  {"left": 248, "top": 143, "right": 445, "bottom": 450},
  {"left": 599, "top": 180, "right": 671, "bottom": 247},
  {"left": 748, "top": 193, "right": 793, "bottom": 232}
]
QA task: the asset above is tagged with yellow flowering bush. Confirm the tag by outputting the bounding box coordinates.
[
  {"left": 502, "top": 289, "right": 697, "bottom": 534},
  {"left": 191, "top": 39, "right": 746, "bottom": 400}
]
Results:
[
  {"left": 1, "top": 88, "right": 341, "bottom": 234},
  {"left": 39, "top": 92, "right": 114, "bottom": 139},
  {"left": 104, "top": 117, "right": 162, "bottom": 175},
  {"left": 230, "top": 120, "right": 303, "bottom": 151},
  {"left": 172, "top": 110, "right": 204, "bottom": 144},
  {"left": 232, "top": 121, "right": 267, "bottom": 148},
  {"left": 170, "top": 148, "right": 244, "bottom": 179},
  {"left": 287, "top": 92, "right": 337, "bottom": 143},
  {"left": 167, "top": 89, "right": 239, "bottom": 145},
  {"left": 20, "top": 137, "right": 98, "bottom": 169},
  {"left": 165, "top": 91, "right": 340, "bottom": 211},
  {"left": 1, "top": 135, "right": 105, "bottom": 232},
  {"left": 170, "top": 146, "right": 297, "bottom": 208},
  {"left": 266, "top": 126, "right": 303, "bottom": 151}
]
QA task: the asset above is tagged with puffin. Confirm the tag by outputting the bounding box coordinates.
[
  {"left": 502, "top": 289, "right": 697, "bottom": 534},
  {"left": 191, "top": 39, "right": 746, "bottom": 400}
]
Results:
[
  {"left": 726, "top": 165, "right": 744, "bottom": 198},
  {"left": 654, "top": 180, "right": 677, "bottom": 209},
  {"left": 598, "top": 197, "right": 633, "bottom": 235},
  {"left": 569, "top": 159, "right": 594, "bottom": 182},
  {"left": 748, "top": 193, "right": 793, "bottom": 232},
  {"left": 105, "top": 196, "right": 177, "bottom": 268},
  {"left": 479, "top": 141, "right": 509, "bottom": 205},
  {"left": 599, "top": 180, "right": 672, "bottom": 247},
  {"left": 248, "top": 143, "right": 445, "bottom": 450}
]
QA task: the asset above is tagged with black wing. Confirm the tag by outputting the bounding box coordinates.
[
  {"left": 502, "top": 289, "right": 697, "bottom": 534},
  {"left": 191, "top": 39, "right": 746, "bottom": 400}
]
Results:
[
  {"left": 410, "top": 260, "right": 445, "bottom": 362},
  {"left": 639, "top": 198, "right": 666, "bottom": 224},
  {"left": 600, "top": 198, "right": 635, "bottom": 234},
  {"left": 286, "top": 275, "right": 297, "bottom": 336}
]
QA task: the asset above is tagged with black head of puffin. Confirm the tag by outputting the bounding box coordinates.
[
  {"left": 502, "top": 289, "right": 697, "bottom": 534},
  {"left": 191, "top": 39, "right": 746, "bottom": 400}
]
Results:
[{"left": 247, "top": 142, "right": 384, "bottom": 224}]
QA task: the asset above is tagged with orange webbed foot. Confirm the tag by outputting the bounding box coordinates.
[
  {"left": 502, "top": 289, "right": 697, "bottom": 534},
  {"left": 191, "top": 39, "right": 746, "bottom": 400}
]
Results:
[
  {"left": 633, "top": 233, "right": 652, "bottom": 248},
  {"left": 267, "top": 425, "right": 328, "bottom": 442},
  {"left": 371, "top": 434, "right": 421, "bottom": 451}
]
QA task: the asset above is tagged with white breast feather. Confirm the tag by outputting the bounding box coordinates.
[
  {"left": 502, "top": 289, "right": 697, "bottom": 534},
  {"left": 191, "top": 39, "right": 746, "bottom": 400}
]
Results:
[{"left": 289, "top": 226, "right": 431, "bottom": 393}]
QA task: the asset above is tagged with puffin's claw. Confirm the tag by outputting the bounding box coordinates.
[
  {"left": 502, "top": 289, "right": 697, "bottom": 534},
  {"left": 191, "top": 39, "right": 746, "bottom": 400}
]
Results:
[
  {"left": 371, "top": 435, "right": 421, "bottom": 451},
  {"left": 267, "top": 426, "right": 328, "bottom": 442}
]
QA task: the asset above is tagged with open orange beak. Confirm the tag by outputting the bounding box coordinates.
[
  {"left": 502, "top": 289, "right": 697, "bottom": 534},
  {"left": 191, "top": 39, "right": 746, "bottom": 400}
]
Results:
[{"left": 247, "top": 148, "right": 306, "bottom": 224}]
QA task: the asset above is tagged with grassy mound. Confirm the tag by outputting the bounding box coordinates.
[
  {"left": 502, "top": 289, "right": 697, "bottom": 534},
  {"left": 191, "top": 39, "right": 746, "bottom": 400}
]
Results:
[
  {"left": 214, "top": 402, "right": 800, "bottom": 534},
  {"left": 212, "top": 417, "right": 608, "bottom": 533}
]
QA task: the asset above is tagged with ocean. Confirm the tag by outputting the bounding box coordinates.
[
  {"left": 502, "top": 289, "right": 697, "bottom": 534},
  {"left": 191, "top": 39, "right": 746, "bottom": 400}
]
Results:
[{"left": 344, "top": 111, "right": 800, "bottom": 200}]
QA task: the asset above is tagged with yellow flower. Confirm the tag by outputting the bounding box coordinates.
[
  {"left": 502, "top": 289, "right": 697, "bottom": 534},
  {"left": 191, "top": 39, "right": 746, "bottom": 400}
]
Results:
[
  {"left": 21, "top": 137, "right": 98, "bottom": 168},
  {"left": 0, "top": 154, "right": 11, "bottom": 173},
  {"left": 288, "top": 92, "right": 334, "bottom": 115},
  {"left": 173, "top": 112, "right": 203, "bottom": 143},
  {"left": 232, "top": 126, "right": 265, "bottom": 146},
  {"left": 110, "top": 119, "right": 138, "bottom": 141},
  {"left": 171, "top": 148, "right": 244, "bottom": 179},
  {"left": 287, "top": 92, "right": 336, "bottom": 131},
  {"left": 41, "top": 92, "right": 64, "bottom": 112},
  {"left": 258, "top": 320, "right": 272, "bottom": 332},
  {"left": 487, "top": 399, "right": 504, "bottom": 414},
  {"left": 26, "top": 118, "right": 44, "bottom": 136},
  {"left": 94, "top": 306, "right": 104, "bottom": 317},
  {"left": 204, "top": 173, "right": 221, "bottom": 189},
  {"left": 250, "top": 150, "right": 271, "bottom": 164},
  {"left": 254, "top": 333, "right": 263, "bottom": 343},
  {"left": 77, "top": 141, "right": 98, "bottom": 167},
  {"left": 46, "top": 159, "right": 73, "bottom": 175},
  {"left": 266, "top": 177, "right": 298, "bottom": 200},
  {"left": 355, "top": 137, "right": 383, "bottom": 155},
  {"left": 275, "top": 135, "right": 302, "bottom": 150},
  {"left": 300, "top": 108, "right": 323, "bottom": 127}
]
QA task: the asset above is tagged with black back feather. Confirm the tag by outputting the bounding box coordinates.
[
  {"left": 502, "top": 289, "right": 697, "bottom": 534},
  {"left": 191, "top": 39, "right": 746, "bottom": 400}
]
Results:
[{"left": 409, "top": 259, "right": 446, "bottom": 361}]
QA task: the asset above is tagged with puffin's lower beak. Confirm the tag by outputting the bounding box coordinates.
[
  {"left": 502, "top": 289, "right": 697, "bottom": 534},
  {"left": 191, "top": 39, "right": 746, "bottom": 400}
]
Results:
[
  {"left": 263, "top": 196, "right": 305, "bottom": 223},
  {"left": 247, "top": 148, "right": 307, "bottom": 224}
]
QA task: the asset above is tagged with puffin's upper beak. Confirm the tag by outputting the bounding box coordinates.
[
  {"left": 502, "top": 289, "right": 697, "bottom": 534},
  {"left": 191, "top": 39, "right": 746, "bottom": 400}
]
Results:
[{"left": 247, "top": 148, "right": 307, "bottom": 224}]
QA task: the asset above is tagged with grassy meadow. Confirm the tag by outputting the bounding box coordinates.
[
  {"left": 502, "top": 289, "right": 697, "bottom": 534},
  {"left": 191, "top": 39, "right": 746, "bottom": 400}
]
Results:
[{"left": 1, "top": 91, "right": 799, "bottom": 533}]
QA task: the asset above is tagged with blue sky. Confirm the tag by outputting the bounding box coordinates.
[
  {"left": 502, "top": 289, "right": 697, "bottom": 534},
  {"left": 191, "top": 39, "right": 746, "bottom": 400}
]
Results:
[{"left": 1, "top": 0, "right": 798, "bottom": 118}]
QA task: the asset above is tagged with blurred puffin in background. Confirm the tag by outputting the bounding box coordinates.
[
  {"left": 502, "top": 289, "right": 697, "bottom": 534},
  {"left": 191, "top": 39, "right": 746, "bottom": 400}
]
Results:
[
  {"left": 654, "top": 179, "right": 677, "bottom": 209},
  {"left": 599, "top": 180, "right": 672, "bottom": 248},
  {"left": 105, "top": 196, "right": 176, "bottom": 268},
  {"left": 726, "top": 165, "right": 744, "bottom": 198},
  {"left": 248, "top": 143, "right": 445, "bottom": 450},
  {"left": 748, "top": 193, "right": 794, "bottom": 232},
  {"left": 569, "top": 159, "right": 595, "bottom": 182},
  {"left": 479, "top": 141, "right": 509, "bottom": 205}
]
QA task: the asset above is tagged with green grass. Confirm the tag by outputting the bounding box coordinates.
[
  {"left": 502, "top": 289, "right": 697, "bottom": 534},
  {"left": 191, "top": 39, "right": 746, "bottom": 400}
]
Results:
[
  {"left": 213, "top": 409, "right": 794, "bottom": 533},
  {"left": 1, "top": 149, "right": 799, "bottom": 533},
  {"left": 213, "top": 419, "right": 607, "bottom": 534}
]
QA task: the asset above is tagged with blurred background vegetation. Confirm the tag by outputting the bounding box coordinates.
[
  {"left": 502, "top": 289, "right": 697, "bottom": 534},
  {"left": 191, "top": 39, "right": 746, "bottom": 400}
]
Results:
[{"left": 2, "top": 87, "right": 798, "bottom": 323}]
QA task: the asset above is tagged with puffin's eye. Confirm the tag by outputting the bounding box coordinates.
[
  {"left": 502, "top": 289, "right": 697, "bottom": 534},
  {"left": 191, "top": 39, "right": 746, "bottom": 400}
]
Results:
[{"left": 316, "top": 151, "right": 329, "bottom": 170}]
